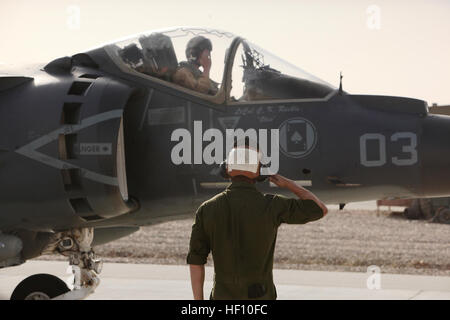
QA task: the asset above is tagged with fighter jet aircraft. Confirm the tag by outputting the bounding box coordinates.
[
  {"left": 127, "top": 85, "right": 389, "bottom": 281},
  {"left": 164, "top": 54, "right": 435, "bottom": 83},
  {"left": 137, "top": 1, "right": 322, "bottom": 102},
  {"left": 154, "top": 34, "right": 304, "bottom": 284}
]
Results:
[{"left": 1, "top": 27, "right": 449, "bottom": 299}]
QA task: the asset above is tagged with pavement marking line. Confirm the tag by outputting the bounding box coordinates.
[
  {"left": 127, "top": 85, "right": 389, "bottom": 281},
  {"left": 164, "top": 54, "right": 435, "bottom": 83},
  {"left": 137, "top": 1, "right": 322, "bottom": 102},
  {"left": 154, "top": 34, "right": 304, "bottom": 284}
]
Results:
[{"left": 1, "top": 261, "right": 449, "bottom": 300}]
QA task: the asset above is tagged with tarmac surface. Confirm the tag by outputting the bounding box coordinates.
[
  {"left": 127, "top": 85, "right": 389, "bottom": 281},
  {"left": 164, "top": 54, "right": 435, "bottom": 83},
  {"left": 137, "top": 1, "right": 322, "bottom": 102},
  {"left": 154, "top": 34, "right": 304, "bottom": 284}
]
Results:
[{"left": 1, "top": 260, "right": 450, "bottom": 300}]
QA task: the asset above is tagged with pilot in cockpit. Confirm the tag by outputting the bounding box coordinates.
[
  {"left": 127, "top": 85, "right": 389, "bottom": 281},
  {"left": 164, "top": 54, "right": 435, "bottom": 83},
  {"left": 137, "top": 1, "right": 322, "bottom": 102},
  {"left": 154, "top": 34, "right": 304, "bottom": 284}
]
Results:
[{"left": 173, "top": 36, "right": 219, "bottom": 95}]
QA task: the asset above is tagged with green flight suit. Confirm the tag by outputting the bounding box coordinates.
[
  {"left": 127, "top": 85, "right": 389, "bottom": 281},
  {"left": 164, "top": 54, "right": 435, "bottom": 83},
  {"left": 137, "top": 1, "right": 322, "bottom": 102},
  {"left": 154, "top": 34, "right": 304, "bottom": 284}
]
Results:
[{"left": 187, "top": 181, "right": 324, "bottom": 300}]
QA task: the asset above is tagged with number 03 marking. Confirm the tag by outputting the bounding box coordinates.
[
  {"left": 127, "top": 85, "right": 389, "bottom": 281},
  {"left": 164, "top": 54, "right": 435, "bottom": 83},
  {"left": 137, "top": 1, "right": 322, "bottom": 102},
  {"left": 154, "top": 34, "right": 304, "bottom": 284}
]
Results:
[
  {"left": 360, "top": 132, "right": 418, "bottom": 167},
  {"left": 391, "top": 132, "right": 417, "bottom": 166}
]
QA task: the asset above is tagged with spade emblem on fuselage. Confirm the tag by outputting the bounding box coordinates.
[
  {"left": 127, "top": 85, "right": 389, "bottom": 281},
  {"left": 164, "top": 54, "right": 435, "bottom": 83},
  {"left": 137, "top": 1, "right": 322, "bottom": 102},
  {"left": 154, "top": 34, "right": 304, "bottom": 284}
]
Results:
[{"left": 279, "top": 118, "right": 317, "bottom": 158}]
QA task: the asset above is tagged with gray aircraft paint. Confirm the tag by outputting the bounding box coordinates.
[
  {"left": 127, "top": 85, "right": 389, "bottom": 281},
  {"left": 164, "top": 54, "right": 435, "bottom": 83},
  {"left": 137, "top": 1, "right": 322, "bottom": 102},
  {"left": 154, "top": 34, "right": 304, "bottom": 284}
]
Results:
[
  {"left": 15, "top": 109, "right": 123, "bottom": 186},
  {"left": 0, "top": 27, "right": 448, "bottom": 269}
]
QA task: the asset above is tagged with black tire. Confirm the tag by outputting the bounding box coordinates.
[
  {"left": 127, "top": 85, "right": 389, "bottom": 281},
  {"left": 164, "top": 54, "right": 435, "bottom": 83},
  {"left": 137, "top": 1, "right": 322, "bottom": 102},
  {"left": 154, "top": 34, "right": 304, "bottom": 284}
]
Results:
[
  {"left": 10, "top": 273, "right": 70, "bottom": 300},
  {"left": 403, "top": 199, "right": 423, "bottom": 220},
  {"left": 419, "top": 199, "right": 434, "bottom": 220},
  {"left": 435, "top": 208, "right": 450, "bottom": 224}
]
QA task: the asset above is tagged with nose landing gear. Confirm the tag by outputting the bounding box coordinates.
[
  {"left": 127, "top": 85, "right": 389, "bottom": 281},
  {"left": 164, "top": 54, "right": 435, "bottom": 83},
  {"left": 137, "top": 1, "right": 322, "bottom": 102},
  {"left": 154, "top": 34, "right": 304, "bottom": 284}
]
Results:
[{"left": 10, "top": 228, "right": 102, "bottom": 300}]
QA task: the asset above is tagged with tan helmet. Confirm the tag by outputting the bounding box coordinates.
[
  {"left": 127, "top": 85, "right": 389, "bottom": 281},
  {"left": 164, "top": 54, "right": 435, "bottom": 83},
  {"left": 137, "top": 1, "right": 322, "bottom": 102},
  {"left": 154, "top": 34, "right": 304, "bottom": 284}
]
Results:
[{"left": 185, "top": 36, "right": 212, "bottom": 65}]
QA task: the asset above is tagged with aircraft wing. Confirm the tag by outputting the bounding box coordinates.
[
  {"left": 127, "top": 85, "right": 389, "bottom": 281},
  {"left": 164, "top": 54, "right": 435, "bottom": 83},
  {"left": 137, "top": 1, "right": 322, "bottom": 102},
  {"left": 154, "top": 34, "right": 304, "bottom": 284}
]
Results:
[{"left": 0, "top": 75, "right": 33, "bottom": 92}]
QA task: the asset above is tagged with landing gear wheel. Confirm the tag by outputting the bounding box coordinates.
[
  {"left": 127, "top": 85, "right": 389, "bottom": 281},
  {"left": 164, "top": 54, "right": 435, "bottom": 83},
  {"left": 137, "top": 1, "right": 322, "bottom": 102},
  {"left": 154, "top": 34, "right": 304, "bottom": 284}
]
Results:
[
  {"left": 403, "top": 199, "right": 423, "bottom": 220},
  {"left": 10, "top": 273, "right": 70, "bottom": 300}
]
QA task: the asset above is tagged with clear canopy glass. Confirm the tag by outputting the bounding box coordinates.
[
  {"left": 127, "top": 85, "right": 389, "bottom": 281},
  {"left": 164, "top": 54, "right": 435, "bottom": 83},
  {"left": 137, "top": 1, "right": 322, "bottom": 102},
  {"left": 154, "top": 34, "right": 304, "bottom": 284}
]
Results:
[
  {"left": 230, "top": 40, "right": 335, "bottom": 101},
  {"left": 105, "top": 27, "right": 235, "bottom": 95},
  {"left": 104, "top": 27, "right": 335, "bottom": 101}
]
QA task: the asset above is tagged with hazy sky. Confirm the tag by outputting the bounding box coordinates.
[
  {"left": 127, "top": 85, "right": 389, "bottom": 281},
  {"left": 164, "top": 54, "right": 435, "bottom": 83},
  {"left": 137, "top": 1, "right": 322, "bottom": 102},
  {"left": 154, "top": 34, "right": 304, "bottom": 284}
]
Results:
[{"left": 1, "top": 0, "right": 449, "bottom": 104}]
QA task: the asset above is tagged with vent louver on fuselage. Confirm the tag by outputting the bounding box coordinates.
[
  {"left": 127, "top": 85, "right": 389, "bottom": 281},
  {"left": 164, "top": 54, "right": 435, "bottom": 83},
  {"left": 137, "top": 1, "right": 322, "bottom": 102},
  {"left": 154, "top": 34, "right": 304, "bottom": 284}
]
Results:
[{"left": 67, "top": 81, "right": 92, "bottom": 96}]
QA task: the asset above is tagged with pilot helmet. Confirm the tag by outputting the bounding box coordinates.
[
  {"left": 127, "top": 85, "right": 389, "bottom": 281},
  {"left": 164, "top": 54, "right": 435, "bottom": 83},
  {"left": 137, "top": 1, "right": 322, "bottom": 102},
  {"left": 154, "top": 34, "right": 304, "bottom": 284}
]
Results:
[{"left": 185, "top": 36, "right": 212, "bottom": 65}]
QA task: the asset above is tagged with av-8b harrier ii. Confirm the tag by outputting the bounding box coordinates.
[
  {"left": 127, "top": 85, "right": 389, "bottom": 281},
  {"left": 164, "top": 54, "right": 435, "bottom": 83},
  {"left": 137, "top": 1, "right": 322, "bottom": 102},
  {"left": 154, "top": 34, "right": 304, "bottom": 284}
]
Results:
[{"left": 1, "top": 27, "right": 449, "bottom": 299}]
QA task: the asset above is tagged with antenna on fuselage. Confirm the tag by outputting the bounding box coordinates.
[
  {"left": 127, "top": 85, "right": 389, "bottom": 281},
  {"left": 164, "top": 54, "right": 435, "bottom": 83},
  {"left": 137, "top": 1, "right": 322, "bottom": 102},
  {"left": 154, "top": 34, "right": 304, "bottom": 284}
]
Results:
[{"left": 339, "top": 71, "right": 343, "bottom": 95}]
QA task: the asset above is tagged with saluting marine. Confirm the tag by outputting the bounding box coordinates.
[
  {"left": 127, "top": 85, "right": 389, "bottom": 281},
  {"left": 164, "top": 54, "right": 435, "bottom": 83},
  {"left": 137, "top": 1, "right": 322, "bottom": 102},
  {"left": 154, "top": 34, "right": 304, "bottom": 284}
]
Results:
[{"left": 187, "top": 144, "right": 328, "bottom": 300}]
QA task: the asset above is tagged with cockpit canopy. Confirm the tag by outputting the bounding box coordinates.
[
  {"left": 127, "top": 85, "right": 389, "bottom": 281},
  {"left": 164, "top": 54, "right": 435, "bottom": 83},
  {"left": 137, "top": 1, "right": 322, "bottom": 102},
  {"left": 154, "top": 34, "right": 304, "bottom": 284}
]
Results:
[{"left": 104, "top": 27, "right": 335, "bottom": 101}]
